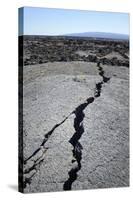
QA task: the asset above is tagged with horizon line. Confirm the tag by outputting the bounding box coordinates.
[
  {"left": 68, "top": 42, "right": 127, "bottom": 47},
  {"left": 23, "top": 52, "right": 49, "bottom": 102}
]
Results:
[{"left": 19, "top": 31, "right": 129, "bottom": 37}]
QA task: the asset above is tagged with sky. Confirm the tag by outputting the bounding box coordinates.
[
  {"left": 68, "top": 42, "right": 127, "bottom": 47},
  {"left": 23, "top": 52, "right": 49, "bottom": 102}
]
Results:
[{"left": 19, "top": 7, "right": 129, "bottom": 36}]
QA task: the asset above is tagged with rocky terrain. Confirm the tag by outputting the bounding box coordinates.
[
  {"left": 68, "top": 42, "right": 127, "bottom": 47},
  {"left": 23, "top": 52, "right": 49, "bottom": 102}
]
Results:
[
  {"left": 19, "top": 36, "right": 129, "bottom": 193},
  {"left": 23, "top": 36, "right": 129, "bottom": 67}
]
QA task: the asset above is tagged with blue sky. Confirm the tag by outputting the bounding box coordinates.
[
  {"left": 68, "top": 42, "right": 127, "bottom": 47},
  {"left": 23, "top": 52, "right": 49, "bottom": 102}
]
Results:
[{"left": 19, "top": 7, "right": 129, "bottom": 36}]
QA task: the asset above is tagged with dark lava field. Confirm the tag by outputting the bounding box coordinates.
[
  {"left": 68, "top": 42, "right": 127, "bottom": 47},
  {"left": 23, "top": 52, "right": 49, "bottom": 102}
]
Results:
[{"left": 22, "top": 36, "right": 129, "bottom": 67}]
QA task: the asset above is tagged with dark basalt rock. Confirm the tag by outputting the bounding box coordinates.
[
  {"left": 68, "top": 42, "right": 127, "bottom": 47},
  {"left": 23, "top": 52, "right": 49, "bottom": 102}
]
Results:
[{"left": 21, "top": 36, "right": 129, "bottom": 67}]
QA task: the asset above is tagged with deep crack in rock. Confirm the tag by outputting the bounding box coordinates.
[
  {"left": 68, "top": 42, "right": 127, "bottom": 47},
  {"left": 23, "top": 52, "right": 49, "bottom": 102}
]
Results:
[
  {"left": 63, "top": 97, "right": 94, "bottom": 190},
  {"left": 95, "top": 61, "right": 110, "bottom": 97},
  {"left": 63, "top": 61, "right": 111, "bottom": 190}
]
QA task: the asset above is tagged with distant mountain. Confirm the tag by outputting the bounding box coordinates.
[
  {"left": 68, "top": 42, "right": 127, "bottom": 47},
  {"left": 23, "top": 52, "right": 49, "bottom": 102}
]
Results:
[{"left": 64, "top": 32, "right": 129, "bottom": 40}]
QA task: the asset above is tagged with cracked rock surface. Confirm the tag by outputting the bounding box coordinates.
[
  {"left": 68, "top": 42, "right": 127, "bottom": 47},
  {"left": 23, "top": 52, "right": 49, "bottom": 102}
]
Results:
[{"left": 23, "top": 60, "right": 129, "bottom": 193}]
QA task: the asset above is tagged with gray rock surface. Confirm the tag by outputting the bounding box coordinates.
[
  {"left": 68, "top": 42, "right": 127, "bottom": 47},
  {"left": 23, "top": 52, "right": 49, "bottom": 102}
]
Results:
[{"left": 23, "top": 60, "right": 129, "bottom": 193}]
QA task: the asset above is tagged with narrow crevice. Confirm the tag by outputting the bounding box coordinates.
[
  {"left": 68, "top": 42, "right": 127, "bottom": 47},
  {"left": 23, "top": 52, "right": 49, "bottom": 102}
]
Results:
[
  {"left": 95, "top": 82, "right": 103, "bottom": 97},
  {"left": 24, "top": 148, "right": 41, "bottom": 164},
  {"left": 23, "top": 113, "right": 72, "bottom": 188},
  {"left": 23, "top": 157, "right": 44, "bottom": 188},
  {"left": 94, "top": 61, "right": 110, "bottom": 98},
  {"left": 63, "top": 97, "right": 94, "bottom": 190},
  {"left": 24, "top": 113, "right": 72, "bottom": 164},
  {"left": 63, "top": 61, "right": 111, "bottom": 190}
]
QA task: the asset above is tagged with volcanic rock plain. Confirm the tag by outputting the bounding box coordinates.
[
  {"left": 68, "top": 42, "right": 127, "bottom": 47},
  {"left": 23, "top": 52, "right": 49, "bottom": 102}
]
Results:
[{"left": 20, "top": 36, "right": 129, "bottom": 193}]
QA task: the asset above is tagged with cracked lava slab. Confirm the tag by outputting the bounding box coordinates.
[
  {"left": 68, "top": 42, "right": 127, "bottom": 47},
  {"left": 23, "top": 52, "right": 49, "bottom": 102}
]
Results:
[{"left": 22, "top": 61, "right": 129, "bottom": 193}]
